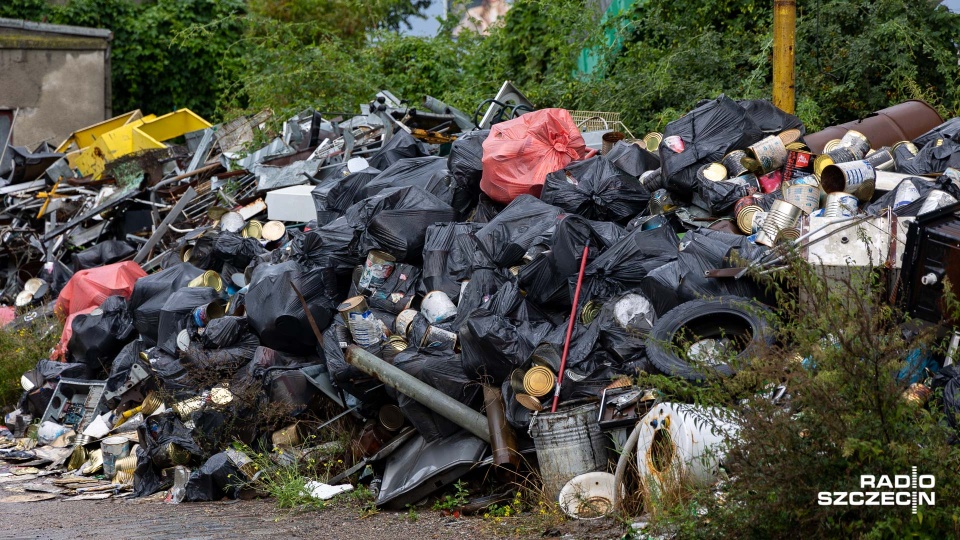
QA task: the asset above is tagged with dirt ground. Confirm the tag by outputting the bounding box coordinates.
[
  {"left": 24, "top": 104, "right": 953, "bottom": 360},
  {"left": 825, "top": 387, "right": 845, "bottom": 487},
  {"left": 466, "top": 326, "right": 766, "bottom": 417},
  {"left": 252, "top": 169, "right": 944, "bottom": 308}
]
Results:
[{"left": 0, "top": 473, "right": 627, "bottom": 540}]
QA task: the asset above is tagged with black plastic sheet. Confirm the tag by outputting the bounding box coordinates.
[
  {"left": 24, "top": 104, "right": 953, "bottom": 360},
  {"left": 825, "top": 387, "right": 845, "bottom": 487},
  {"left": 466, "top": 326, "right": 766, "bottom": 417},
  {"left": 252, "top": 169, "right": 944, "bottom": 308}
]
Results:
[
  {"left": 361, "top": 156, "right": 453, "bottom": 205},
  {"left": 738, "top": 99, "right": 805, "bottom": 135},
  {"left": 448, "top": 129, "right": 489, "bottom": 216},
  {"left": 660, "top": 95, "right": 764, "bottom": 197},
  {"left": 420, "top": 222, "right": 484, "bottom": 300},
  {"left": 540, "top": 155, "right": 650, "bottom": 223},
  {"left": 865, "top": 177, "right": 939, "bottom": 215},
  {"left": 105, "top": 339, "right": 147, "bottom": 403},
  {"left": 605, "top": 140, "right": 660, "bottom": 177},
  {"left": 897, "top": 136, "right": 960, "bottom": 175},
  {"left": 312, "top": 165, "right": 382, "bottom": 223},
  {"left": 367, "top": 131, "right": 429, "bottom": 171},
  {"left": 697, "top": 178, "right": 752, "bottom": 215},
  {"left": 214, "top": 233, "right": 266, "bottom": 269},
  {"left": 675, "top": 230, "right": 768, "bottom": 303},
  {"left": 71, "top": 240, "right": 135, "bottom": 271}
]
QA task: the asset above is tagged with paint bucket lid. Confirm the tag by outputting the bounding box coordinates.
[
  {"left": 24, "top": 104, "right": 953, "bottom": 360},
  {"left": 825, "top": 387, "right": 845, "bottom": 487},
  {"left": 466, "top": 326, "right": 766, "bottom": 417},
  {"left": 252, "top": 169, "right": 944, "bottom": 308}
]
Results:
[
  {"left": 701, "top": 162, "right": 727, "bottom": 182},
  {"left": 261, "top": 221, "right": 286, "bottom": 242},
  {"left": 523, "top": 366, "right": 556, "bottom": 397},
  {"left": 347, "top": 157, "right": 370, "bottom": 174},
  {"left": 778, "top": 128, "right": 802, "bottom": 146},
  {"left": 558, "top": 472, "right": 622, "bottom": 520},
  {"left": 14, "top": 291, "right": 33, "bottom": 307},
  {"left": 176, "top": 329, "right": 191, "bottom": 352},
  {"left": 823, "top": 139, "right": 842, "bottom": 152},
  {"left": 219, "top": 211, "right": 245, "bottom": 233},
  {"left": 242, "top": 220, "right": 263, "bottom": 239},
  {"left": 515, "top": 393, "right": 543, "bottom": 411}
]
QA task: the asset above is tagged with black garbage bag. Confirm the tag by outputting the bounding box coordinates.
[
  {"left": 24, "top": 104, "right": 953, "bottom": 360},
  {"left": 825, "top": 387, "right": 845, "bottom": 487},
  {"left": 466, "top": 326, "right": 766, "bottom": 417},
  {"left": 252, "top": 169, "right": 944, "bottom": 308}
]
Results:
[
  {"left": 25, "top": 358, "right": 86, "bottom": 387},
  {"left": 501, "top": 379, "right": 535, "bottom": 431},
  {"left": 448, "top": 129, "right": 489, "bottom": 214},
  {"left": 232, "top": 346, "right": 323, "bottom": 414},
  {"left": 931, "top": 364, "right": 960, "bottom": 435},
  {"left": 459, "top": 282, "right": 554, "bottom": 385},
  {"left": 368, "top": 263, "right": 421, "bottom": 315},
  {"left": 590, "top": 292, "right": 657, "bottom": 368},
  {"left": 367, "top": 130, "right": 429, "bottom": 171},
  {"left": 104, "top": 340, "right": 147, "bottom": 405},
  {"left": 361, "top": 156, "right": 453, "bottom": 204},
  {"left": 183, "top": 317, "right": 260, "bottom": 377},
  {"left": 897, "top": 136, "right": 960, "bottom": 176},
  {"left": 519, "top": 214, "right": 626, "bottom": 308},
  {"left": 420, "top": 222, "right": 484, "bottom": 300},
  {"left": 472, "top": 193, "right": 502, "bottom": 223},
  {"left": 130, "top": 263, "right": 204, "bottom": 345},
  {"left": 605, "top": 140, "right": 660, "bottom": 177},
  {"left": 352, "top": 186, "right": 457, "bottom": 262},
  {"left": 39, "top": 260, "right": 73, "bottom": 296},
  {"left": 697, "top": 178, "right": 752, "bottom": 215},
  {"left": 578, "top": 225, "right": 680, "bottom": 302},
  {"left": 184, "top": 233, "right": 222, "bottom": 272},
  {"left": 738, "top": 99, "right": 805, "bottom": 135},
  {"left": 474, "top": 195, "right": 562, "bottom": 267},
  {"left": 133, "top": 412, "right": 205, "bottom": 498},
  {"left": 452, "top": 267, "right": 513, "bottom": 329},
  {"left": 151, "top": 348, "right": 192, "bottom": 394},
  {"left": 865, "top": 177, "right": 939, "bottom": 215},
  {"left": 675, "top": 230, "right": 769, "bottom": 303},
  {"left": 660, "top": 95, "right": 764, "bottom": 197},
  {"left": 304, "top": 216, "right": 360, "bottom": 276},
  {"left": 390, "top": 348, "right": 481, "bottom": 442},
  {"left": 323, "top": 321, "right": 387, "bottom": 405},
  {"left": 313, "top": 165, "right": 382, "bottom": 220},
  {"left": 538, "top": 316, "right": 603, "bottom": 382},
  {"left": 245, "top": 260, "right": 337, "bottom": 355},
  {"left": 640, "top": 260, "right": 683, "bottom": 317},
  {"left": 67, "top": 295, "right": 136, "bottom": 377},
  {"left": 157, "top": 287, "right": 221, "bottom": 355},
  {"left": 214, "top": 232, "right": 266, "bottom": 269},
  {"left": 72, "top": 240, "right": 135, "bottom": 271},
  {"left": 540, "top": 155, "right": 650, "bottom": 223},
  {"left": 184, "top": 452, "right": 243, "bottom": 502},
  {"left": 914, "top": 118, "right": 960, "bottom": 149}
]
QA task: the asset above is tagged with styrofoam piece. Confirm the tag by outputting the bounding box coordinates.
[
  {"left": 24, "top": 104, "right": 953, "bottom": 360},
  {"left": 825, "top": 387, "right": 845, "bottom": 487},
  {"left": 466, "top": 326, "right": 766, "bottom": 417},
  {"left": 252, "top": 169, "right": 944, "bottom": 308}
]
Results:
[{"left": 265, "top": 184, "right": 319, "bottom": 222}]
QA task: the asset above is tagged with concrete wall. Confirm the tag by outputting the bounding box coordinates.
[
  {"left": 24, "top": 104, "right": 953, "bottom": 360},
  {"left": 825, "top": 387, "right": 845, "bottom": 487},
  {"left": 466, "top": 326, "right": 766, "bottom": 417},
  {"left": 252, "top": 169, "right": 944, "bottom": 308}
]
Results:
[{"left": 0, "top": 23, "right": 110, "bottom": 149}]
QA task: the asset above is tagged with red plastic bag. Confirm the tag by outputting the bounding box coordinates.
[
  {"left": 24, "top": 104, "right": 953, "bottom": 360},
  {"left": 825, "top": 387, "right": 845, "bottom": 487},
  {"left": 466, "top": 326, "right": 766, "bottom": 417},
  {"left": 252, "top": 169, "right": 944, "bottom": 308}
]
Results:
[
  {"left": 53, "top": 261, "right": 145, "bottom": 360},
  {"left": 480, "top": 109, "right": 588, "bottom": 203}
]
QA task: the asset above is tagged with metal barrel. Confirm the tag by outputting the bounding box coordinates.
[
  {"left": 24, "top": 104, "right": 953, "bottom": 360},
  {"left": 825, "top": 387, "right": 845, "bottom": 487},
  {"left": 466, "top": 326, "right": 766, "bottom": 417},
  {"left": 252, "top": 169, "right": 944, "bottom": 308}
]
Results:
[
  {"left": 528, "top": 402, "right": 608, "bottom": 502},
  {"left": 346, "top": 345, "right": 491, "bottom": 443}
]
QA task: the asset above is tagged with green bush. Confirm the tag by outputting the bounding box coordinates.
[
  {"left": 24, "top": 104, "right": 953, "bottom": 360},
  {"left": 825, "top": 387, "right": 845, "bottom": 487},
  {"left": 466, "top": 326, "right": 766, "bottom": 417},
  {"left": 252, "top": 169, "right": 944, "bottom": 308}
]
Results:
[{"left": 0, "top": 317, "right": 62, "bottom": 411}]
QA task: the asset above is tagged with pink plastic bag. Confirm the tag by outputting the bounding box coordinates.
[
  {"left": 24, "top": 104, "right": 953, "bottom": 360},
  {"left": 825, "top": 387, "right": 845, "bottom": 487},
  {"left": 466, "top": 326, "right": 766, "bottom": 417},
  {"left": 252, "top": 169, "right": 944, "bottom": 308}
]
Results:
[{"left": 480, "top": 109, "right": 588, "bottom": 203}]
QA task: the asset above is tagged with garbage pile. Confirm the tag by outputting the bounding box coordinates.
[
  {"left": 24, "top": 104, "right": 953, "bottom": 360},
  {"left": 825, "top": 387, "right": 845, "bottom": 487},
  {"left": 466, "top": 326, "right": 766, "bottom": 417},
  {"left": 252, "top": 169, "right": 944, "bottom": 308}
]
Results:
[{"left": 1, "top": 87, "right": 959, "bottom": 514}]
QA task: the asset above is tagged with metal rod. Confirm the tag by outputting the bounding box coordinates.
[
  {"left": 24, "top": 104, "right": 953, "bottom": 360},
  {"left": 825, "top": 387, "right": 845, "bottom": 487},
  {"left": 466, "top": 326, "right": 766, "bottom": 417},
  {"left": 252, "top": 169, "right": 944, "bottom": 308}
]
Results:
[
  {"left": 346, "top": 345, "right": 491, "bottom": 443},
  {"left": 773, "top": 0, "right": 797, "bottom": 113},
  {"left": 133, "top": 187, "right": 197, "bottom": 264},
  {"left": 552, "top": 242, "right": 591, "bottom": 413}
]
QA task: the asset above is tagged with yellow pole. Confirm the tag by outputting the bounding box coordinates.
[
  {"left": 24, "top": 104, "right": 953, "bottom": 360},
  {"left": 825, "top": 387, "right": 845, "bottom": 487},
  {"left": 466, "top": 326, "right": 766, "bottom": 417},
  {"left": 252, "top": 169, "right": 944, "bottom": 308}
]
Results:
[{"left": 773, "top": 0, "right": 797, "bottom": 114}]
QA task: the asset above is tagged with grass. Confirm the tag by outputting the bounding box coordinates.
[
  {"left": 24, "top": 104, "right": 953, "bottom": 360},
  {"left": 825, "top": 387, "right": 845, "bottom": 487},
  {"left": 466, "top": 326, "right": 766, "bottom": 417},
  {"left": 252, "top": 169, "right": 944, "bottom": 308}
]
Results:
[{"left": 0, "top": 316, "right": 62, "bottom": 411}]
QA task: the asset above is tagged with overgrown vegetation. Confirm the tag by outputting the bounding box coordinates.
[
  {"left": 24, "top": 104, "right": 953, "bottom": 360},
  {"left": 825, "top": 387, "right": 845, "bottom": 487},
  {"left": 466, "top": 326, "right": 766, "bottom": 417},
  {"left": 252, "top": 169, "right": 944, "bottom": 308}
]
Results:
[
  {"left": 638, "top": 260, "right": 960, "bottom": 538},
  {"left": 0, "top": 317, "right": 61, "bottom": 410}
]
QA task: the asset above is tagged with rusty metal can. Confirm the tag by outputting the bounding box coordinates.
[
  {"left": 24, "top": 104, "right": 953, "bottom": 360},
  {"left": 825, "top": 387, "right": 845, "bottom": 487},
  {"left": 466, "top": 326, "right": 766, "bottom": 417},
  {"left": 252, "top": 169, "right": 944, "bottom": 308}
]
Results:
[
  {"left": 357, "top": 249, "right": 396, "bottom": 293},
  {"left": 379, "top": 404, "right": 406, "bottom": 432},
  {"left": 902, "top": 383, "right": 932, "bottom": 406},
  {"left": 783, "top": 150, "right": 816, "bottom": 184},
  {"left": 822, "top": 192, "right": 859, "bottom": 218},
  {"left": 601, "top": 132, "right": 626, "bottom": 155},
  {"left": 826, "top": 146, "right": 858, "bottom": 164},
  {"left": 722, "top": 150, "right": 749, "bottom": 177},
  {"left": 820, "top": 160, "right": 876, "bottom": 201},
  {"left": 840, "top": 129, "right": 871, "bottom": 159},
  {"left": 748, "top": 135, "right": 788, "bottom": 173},
  {"left": 420, "top": 325, "right": 457, "bottom": 351}
]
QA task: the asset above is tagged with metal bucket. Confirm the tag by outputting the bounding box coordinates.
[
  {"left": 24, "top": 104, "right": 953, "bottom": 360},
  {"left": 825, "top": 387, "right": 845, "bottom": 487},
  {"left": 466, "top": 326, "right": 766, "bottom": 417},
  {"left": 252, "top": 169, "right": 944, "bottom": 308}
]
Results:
[
  {"left": 747, "top": 135, "right": 788, "bottom": 173},
  {"left": 357, "top": 250, "right": 396, "bottom": 293},
  {"left": 755, "top": 200, "right": 802, "bottom": 247},
  {"left": 601, "top": 132, "right": 626, "bottom": 155},
  {"left": 529, "top": 402, "right": 608, "bottom": 502},
  {"left": 820, "top": 160, "right": 876, "bottom": 201}
]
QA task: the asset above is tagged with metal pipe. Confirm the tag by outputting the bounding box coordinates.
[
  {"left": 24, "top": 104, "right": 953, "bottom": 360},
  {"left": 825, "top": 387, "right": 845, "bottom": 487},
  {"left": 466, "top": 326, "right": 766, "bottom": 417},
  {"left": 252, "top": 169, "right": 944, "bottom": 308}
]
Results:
[
  {"left": 773, "top": 0, "right": 797, "bottom": 114},
  {"left": 482, "top": 384, "right": 519, "bottom": 468},
  {"left": 346, "top": 345, "right": 491, "bottom": 443}
]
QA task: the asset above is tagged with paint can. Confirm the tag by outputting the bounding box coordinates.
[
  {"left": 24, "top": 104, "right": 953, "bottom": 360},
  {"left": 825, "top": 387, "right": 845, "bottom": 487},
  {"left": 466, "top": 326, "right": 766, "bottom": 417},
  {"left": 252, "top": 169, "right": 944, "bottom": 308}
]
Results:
[
  {"left": 755, "top": 200, "right": 802, "bottom": 247},
  {"left": 722, "top": 150, "right": 749, "bottom": 177},
  {"left": 747, "top": 135, "right": 788, "bottom": 173},
  {"left": 822, "top": 193, "right": 859, "bottom": 218},
  {"left": 782, "top": 184, "right": 820, "bottom": 215},
  {"left": 337, "top": 295, "right": 369, "bottom": 325},
  {"left": 826, "top": 146, "right": 858, "bottom": 164},
  {"left": 783, "top": 150, "right": 815, "bottom": 184},
  {"left": 101, "top": 436, "right": 131, "bottom": 478},
  {"left": 757, "top": 170, "right": 782, "bottom": 194},
  {"left": 420, "top": 325, "right": 457, "bottom": 351},
  {"left": 192, "top": 300, "right": 226, "bottom": 327},
  {"left": 819, "top": 160, "right": 876, "bottom": 201},
  {"left": 219, "top": 211, "right": 245, "bottom": 233},
  {"left": 736, "top": 205, "right": 762, "bottom": 235},
  {"left": 601, "top": 132, "right": 626, "bottom": 155},
  {"left": 421, "top": 291, "right": 457, "bottom": 324},
  {"left": 865, "top": 147, "right": 895, "bottom": 171},
  {"left": 394, "top": 309, "right": 418, "bottom": 339},
  {"left": 357, "top": 250, "right": 396, "bottom": 293},
  {"left": 696, "top": 162, "right": 727, "bottom": 182},
  {"left": 188, "top": 270, "right": 223, "bottom": 293},
  {"left": 839, "top": 129, "right": 871, "bottom": 159},
  {"left": 642, "top": 132, "right": 663, "bottom": 152}
]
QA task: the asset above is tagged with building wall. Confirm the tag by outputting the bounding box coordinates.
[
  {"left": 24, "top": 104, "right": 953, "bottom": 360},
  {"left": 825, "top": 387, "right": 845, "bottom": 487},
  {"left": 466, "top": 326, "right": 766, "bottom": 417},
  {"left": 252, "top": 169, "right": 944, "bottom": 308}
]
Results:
[{"left": 0, "top": 24, "right": 110, "bottom": 149}]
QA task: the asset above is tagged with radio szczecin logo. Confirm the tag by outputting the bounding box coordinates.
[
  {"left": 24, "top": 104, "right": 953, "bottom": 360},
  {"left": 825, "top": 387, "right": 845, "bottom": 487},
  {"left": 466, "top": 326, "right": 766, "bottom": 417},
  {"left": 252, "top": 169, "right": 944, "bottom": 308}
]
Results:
[{"left": 818, "top": 467, "right": 935, "bottom": 514}]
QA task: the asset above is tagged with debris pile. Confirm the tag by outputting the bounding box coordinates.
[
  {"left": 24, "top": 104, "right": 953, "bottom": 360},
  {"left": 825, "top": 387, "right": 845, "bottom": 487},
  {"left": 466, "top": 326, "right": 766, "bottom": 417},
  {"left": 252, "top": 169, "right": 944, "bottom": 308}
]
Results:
[{"left": 1, "top": 86, "right": 958, "bottom": 515}]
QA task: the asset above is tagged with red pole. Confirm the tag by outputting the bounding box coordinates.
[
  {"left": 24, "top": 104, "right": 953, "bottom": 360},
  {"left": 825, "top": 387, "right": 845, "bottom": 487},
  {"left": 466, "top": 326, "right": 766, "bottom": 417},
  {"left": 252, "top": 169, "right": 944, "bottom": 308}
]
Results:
[{"left": 551, "top": 242, "right": 590, "bottom": 413}]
